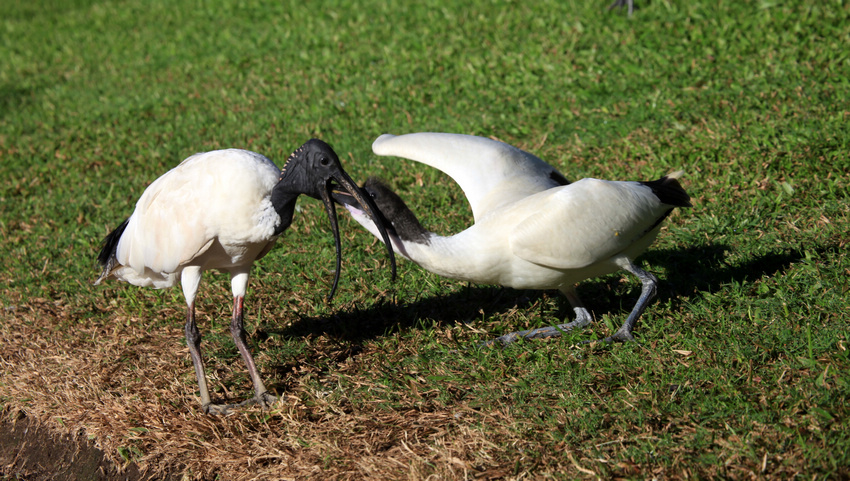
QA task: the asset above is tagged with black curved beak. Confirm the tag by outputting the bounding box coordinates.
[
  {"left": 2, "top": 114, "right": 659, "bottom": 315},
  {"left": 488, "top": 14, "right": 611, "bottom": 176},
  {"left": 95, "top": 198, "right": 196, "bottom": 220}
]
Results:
[{"left": 319, "top": 170, "right": 397, "bottom": 301}]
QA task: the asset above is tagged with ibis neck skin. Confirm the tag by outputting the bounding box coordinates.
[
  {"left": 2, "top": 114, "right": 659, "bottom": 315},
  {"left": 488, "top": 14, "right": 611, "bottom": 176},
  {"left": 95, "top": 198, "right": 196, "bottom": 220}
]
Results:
[
  {"left": 343, "top": 132, "right": 690, "bottom": 345},
  {"left": 95, "top": 140, "right": 396, "bottom": 414},
  {"left": 270, "top": 190, "right": 299, "bottom": 236}
]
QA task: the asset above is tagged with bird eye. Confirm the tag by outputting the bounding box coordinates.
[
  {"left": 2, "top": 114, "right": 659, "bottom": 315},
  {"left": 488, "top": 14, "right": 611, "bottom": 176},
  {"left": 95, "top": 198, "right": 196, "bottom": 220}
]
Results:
[{"left": 320, "top": 156, "right": 330, "bottom": 166}]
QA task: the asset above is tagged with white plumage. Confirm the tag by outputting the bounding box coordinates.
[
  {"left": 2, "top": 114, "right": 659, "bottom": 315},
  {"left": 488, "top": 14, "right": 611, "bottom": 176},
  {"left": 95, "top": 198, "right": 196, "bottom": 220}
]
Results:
[
  {"left": 104, "top": 149, "right": 280, "bottom": 288},
  {"left": 371, "top": 132, "right": 569, "bottom": 221},
  {"left": 339, "top": 132, "right": 690, "bottom": 345}
]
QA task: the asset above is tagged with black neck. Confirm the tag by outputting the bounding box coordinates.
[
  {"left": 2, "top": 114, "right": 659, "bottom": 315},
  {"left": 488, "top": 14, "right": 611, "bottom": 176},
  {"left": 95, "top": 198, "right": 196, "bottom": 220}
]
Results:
[
  {"left": 271, "top": 187, "right": 300, "bottom": 236},
  {"left": 366, "top": 179, "right": 431, "bottom": 245},
  {"left": 385, "top": 199, "right": 431, "bottom": 244}
]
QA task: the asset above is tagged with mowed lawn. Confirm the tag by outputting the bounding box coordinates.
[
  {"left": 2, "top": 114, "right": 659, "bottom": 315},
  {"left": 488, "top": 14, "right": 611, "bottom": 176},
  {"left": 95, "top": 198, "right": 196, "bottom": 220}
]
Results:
[{"left": 1, "top": 0, "right": 848, "bottom": 479}]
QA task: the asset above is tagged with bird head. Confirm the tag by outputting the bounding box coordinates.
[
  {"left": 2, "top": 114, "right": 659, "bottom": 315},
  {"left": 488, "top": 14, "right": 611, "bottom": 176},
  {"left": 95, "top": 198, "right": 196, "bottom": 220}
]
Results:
[
  {"left": 278, "top": 139, "right": 397, "bottom": 300},
  {"left": 333, "top": 177, "right": 431, "bottom": 247}
]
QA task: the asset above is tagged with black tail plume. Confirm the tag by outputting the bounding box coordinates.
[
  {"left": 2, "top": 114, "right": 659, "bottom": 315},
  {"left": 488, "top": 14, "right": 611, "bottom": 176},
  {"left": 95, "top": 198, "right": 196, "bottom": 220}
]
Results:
[
  {"left": 640, "top": 172, "right": 692, "bottom": 208},
  {"left": 97, "top": 218, "right": 129, "bottom": 267}
]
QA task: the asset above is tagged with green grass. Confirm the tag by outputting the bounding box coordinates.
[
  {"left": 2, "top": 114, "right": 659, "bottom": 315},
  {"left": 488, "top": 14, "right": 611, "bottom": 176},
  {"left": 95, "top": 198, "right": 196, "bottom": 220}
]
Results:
[{"left": 2, "top": 0, "right": 849, "bottom": 479}]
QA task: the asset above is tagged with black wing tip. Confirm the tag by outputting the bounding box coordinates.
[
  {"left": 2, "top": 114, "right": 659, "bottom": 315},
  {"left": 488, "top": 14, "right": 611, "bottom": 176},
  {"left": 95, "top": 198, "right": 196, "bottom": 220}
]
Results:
[
  {"left": 641, "top": 173, "right": 692, "bottom": 208},
  {"left": 549, "top": 170, "right": 571, "bottom": 186}
]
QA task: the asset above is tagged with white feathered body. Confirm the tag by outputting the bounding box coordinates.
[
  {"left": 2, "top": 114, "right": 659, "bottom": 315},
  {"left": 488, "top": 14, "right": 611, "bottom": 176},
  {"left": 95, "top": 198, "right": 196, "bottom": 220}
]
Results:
[
  {"left": 349, "top": 177, "right": 670, "bottom": 290},
  {"left": 350, "top": 132, "right": 689, "bottom": 344},
  {"left": 103, "top": 149, "right": 283, "bottom": 288}
]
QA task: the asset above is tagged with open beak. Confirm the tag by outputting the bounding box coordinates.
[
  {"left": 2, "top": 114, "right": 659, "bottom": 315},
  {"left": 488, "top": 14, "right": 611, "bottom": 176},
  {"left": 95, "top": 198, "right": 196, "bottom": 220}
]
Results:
[{"left": 319, "top": 170, "right": 397, "bottom": 301}]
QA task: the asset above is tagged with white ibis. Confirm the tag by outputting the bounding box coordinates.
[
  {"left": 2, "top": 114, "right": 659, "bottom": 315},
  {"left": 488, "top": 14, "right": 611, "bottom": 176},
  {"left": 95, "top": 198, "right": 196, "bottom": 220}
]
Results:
[
  {"left": 95, "top": 139, "right": 396, "bottom": 414},
  {"left": 336, "top": 132, "right": 690, "bottom": 345}
]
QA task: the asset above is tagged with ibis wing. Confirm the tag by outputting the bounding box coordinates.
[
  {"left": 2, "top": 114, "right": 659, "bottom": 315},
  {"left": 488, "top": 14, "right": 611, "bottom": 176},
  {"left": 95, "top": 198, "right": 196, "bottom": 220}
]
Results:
[
  {"left": 508, "top": 179, "right": 663, "bottom": 270},
  {"left": 116, "top": 150, "right": 280, "bottom": 275},
  {"left": 372, "top": 133, "right": 568, "bottom": 221},
  {"left": 117, "top": 162, "right": 217, "bottom": 275}
]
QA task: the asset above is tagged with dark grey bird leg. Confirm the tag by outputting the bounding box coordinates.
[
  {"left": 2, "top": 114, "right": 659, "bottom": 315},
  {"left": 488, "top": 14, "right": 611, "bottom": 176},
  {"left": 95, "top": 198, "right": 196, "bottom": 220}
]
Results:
[
  {"left": 229, "top": 295, "right": 277, "bottom": 410},
  {"left": 184, "top": 302, "right": 215, "bottom": 411},
  {"left": 485, "top": 260, "right": 658, "bottom": 347},
  {"left": 485, "top": 286, "right": 594, "bottom": 346},
  {"left": 599, "top": 260, "right": 657, "bottom": 343},
  {"left": 186, "top": 296, "right": 276, "bottom": 415}
]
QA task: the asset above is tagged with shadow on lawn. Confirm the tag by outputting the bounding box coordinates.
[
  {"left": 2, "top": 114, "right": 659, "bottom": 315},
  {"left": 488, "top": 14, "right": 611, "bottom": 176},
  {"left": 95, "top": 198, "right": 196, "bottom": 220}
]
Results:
[
  {"left": 645, "top": 242, "right": 806, "bottom": 304},
  {"left": 275, "top": 283, "right": 537, "bottom": 343},
  {"left": 273, "top": 242, "right": 805, "bottom": 345}
]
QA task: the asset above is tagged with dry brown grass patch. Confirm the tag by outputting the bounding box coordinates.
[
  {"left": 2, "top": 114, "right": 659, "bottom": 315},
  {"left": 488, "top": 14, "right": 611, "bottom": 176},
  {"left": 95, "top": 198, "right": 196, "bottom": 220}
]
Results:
[{"left": 0, "top": 297, "right": 552, "bottom": 480}]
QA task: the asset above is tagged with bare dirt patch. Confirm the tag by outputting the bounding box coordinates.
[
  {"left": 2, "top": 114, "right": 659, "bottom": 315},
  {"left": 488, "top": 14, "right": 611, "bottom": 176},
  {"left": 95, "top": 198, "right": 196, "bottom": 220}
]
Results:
[{"left": 0, "top": 412, "right": 169, "bottom": 481}]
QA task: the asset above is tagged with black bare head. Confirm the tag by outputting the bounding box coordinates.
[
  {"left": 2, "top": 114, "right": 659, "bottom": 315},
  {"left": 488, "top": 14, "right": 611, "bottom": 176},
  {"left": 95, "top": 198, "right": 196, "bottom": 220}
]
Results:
[
  {"left": 276, "top": 139, "right": 344, "bottom": 198},
  {"left": 334, "top": 177, "right": 432, "bottom": 245},
  {"left": 274, "top": 139, "right": 397, "bottom": 300}
]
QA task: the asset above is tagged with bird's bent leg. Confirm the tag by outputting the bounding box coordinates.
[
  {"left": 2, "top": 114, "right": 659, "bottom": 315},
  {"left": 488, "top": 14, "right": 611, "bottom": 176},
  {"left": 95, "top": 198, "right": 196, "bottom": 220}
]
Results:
[
  {"left": 230, "top": 295, "right": 277, "bottom": 409},
  {"left": 562, "top": 286, "right": 593, "bottom": 330},
  {"left": 603, "top": 259, "right": 658, "bottom": 343},
  {"left": 184, "top": 303, "right": 213, "bottom": 410},
  {"left": 485, "top": 286, "right": 594, "bottom": 346}
]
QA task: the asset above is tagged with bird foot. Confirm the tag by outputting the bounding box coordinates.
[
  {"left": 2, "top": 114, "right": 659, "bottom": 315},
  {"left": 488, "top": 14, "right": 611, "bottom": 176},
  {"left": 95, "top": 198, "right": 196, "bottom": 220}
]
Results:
[
  {"left": 481, "top": 331, "right": 523, "bottom": 347},
  {"left": 603, "top": 325, "right": 636, "bottom": 343},
  {"left": 483, "top": 318, "right": 591, "bottom": 347},
  {"left": 202, "top": 391, "right": 278, "bottom": 415},
  {"left": 204, "top": 402, "right": 239, "bottom": 416},
  {"left": 579, "top": 328, "right": 636, "bottom": 345},
  {"left": 253, "top": 391, "right": 279, "bottom": 410}
]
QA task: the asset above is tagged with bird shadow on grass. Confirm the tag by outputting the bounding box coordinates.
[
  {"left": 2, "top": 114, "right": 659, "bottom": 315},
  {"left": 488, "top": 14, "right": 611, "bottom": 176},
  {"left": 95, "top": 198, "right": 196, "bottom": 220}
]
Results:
[
  {"left": 644, "top": 241, "right": 808, "bottom": 306},
  {"left": 270, "top": 283, "right": 537, "bottom": 344},
  {"left": 270, "top": 241, "right": 806, "bottom": 348},
  {"left": 256, "top": 242, "right": 812, "bottom": 392}
]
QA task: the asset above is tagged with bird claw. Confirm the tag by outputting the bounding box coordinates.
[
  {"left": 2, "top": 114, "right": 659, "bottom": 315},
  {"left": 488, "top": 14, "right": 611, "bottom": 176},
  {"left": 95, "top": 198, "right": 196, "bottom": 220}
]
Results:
[
  {"left": 482, "top": 328, "right": 548, "bottom": 348},
  {"left": 485, "top": 320, "right": 640, "bottom": 348},
  {"left": 202, "top": 391, "right": 278, "bottom": 415},
  {"left": 606, "top": 330, "right": 635, "bottom": 343},
  {"left": 254, "top": 391, "right": 279, "bottom": 410},
  {"left": 603, "top": 325, "right": 637, "bottom": 343},
  {"left": 579, "top": 329, "right": 636, "bottom": 345},
  {"left": 203, "top": 402, "right": 239, "bottom": 416},
  {"left": 483, "top": 324, "right": 580, "bottom": 347},
  {"left": 482, "top": 332, "right": 522, "bottom": 347}
]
